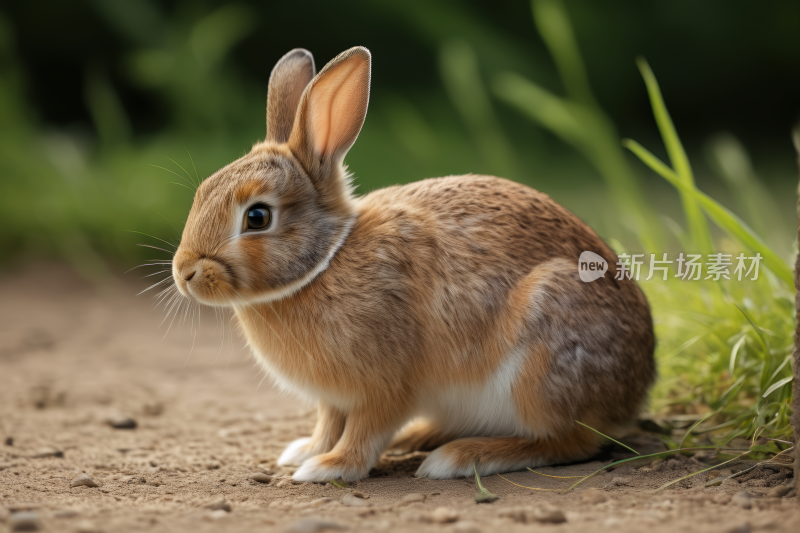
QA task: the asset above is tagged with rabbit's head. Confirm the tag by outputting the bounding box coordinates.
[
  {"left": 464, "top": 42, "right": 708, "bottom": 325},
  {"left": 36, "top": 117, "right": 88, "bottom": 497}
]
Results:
[{"left": 172, "top": 47, "right": 370, "bottom": 306}]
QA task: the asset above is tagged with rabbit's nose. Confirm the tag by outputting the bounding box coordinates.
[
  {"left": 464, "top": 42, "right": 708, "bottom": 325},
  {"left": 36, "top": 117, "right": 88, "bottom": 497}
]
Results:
[{"left": 180, "top": 265, "right": 197, "bottom": 282}]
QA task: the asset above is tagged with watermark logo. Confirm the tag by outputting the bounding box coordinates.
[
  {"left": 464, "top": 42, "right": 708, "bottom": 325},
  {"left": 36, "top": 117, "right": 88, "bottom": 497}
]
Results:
[
  {"left": 578, "top": 251, "right": 608, "bottom": 282},
  {"left": 578, "top": 251, "right": 763, "bottom": 283}
]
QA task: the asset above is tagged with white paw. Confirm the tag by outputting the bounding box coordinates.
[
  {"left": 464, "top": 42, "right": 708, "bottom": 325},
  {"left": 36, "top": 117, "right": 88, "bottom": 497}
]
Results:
[
  {"left": 291, "top": 455, "right": 368, "bottom": 483},
  {"left": 277, "top": 437, "right": 313, "bottom": 466},
  {"left": 415, "top": 446, "right": 473, "bottom": 479}
]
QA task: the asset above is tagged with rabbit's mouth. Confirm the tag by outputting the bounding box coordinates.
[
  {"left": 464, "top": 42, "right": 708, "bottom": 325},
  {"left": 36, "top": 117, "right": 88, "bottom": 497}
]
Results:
[{"left": 172, "top": 255, "right": 240, "bottom": 307}]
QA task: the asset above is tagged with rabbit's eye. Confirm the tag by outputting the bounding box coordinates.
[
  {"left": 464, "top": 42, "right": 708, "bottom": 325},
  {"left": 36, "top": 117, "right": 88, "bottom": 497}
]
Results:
[{"left": 244, "top": 203, "right": 272, "bottom": 231}]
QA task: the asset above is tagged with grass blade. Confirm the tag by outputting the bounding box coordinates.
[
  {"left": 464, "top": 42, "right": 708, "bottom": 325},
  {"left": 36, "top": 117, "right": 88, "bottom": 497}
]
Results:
[
  {"left": 623, "top": 139, "right": 793, "bottom": 285},
  {"left": 636, "top": 58, "right": 713, "bottom": 255},
  {"left": 576, "top": 420, "right": 639, "bottom": 455},
  {"left": 474, "top": 465, "right": 500, "bottom": 502},
  {"left": 729, "top": 335, "right": 746, "bottom": 376},
  {"left": 678, "top": 409, "right": 720, "bottom": 449},
  {"left": 762, "top": 376, "right": 792, "bottom": 398}
]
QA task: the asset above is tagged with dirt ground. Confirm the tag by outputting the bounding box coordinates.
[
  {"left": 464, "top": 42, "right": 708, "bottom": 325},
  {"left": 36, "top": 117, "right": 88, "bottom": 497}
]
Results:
[{"left": 0, "top": 265, "right": 797, "bottom": 533}]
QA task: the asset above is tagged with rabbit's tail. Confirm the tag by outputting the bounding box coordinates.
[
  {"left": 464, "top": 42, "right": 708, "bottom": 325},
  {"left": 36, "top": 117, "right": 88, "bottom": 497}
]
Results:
[{"left": 414, "top": 432, "right": 598, "bottom": 479}]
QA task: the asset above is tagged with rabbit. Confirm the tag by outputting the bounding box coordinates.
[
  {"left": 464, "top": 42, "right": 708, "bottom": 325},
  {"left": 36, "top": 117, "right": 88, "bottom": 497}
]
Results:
[{"left": 171, "top": 46, "right": 655, "bottom": 482}]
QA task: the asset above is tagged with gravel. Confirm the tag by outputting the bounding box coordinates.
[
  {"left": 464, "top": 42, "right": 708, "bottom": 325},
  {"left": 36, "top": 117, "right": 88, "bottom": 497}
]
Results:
[
  {"left": 70, "top": 473, "right": 99, "bottom": 488},
  {"left": 107, "top": 416, "right": 137, "bottom": 429},
  {"left": 341, "top": 493, "right": 371, "bottom": 507},
  {"left": 204, "top": 498, "right": 231, "bottom": 512},
  {"left": 9, "top": 511, "right": 42, "bottom": 532},
  {"left": 397, "top": 493, "right": 426, "bottom": 505},
  {"left": 766, "top": 484, "right": 791, "bottom": 498},
  {"left": 430, "top": 507, "right": 458, "bottom": 524},
  {"left": 249, "top": 473, "right": 273, "bottom": 483}
]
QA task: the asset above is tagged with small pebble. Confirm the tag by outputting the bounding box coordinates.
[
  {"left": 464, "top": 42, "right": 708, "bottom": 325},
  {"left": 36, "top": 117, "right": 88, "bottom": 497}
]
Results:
[
  {"left": 454, "top": 521, "right": 481, "bottom": 533},
  {"left": 430, "top": 507, "right": 458, "bottom": 524},
  {"left": 581, "top": 487, "right": 607, "bottom": 504},
  {"left": 9, "top": 511, "right": 42, "bottom": 532},
  {"left": 4, "top": 437, "right": 12, "bottom": 446},
  {"left": 107, "top": 417, "right": 137, "bottom": 429},
  {"left": 530, "top": 506, "right": 567, "bottom": 524},
  {"left": 30, "top": 448, "right": 63, "bottom": 459},
  {"left": 249, "top": 473, "right": 273, "bottom": 484},
  {"left": 611, "top": 475, "right": 632, "bottom": 486},
  {"left": 731, "top": 491, "right": 752, "bottom": 510},
  {"left": 766, "top": 485, "right": 791, "bottom": 498},
  {"left": 351, "top": 490, "right": 369, "bottom": 499},
  {"left": 206, "top": 510, "right": 228, "bottom": 520},
  {"left": 307, "top": 497, "right": 333, "bottom": 508},
  {"left": 205, "top": 498, "right": 231, "bottom": 512},
  {"left": 398, "top": 493, "right": 426, "bottom": 505},
  {"left": 70, "top": 473, "right": 99, "bottom": 488},
  {"left": 341, "top": 493, "right": 371, "bottom": 507},
  {"left": 284, "top": 518, "right": 348, "bottom": 532},
  {"left": 53, "top": 509, "right": 80, "bottom": 519}
]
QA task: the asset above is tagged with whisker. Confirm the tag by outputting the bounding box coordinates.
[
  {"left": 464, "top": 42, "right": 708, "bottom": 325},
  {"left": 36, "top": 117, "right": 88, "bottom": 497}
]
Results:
[
  {"left": 256, "top": 370, "right": 270, "bottom": 391},
  {"left": 212, "top": 286, "right": 226, "bottom": 363},
  {"left": 141, "top": 270, "right": 170, "bottom": 279},
  {"left": 185, "top": 147, "right": 202, "bottom": 184},
  {"left": 125, "top": 262, "right": 173, "bottom": 274},
  {"left": 150, "top": 164, "right": 197, "bottom": 190},
  {"left": 159, "top": 212, "right": 183, "bottom": 236},
  {"left": 153, "top": 284, "right": 176, "bottom": 306},
  {"left": 137, "top": 243, "right": 175, "bottom": 255},
  {"left": 167, "top": 157, "right": 199, "bottom": 189},
  {"left": 162, "top": 294, "right": 185, "bottom": 339},
  {"left": 137, "top": 276, "right": 174, "bottom": 296},
  {"left": 159, "top": 292, "right": 182, "bottom": 327},
  {"left": 127, "top": 230, "right": 178, "bottom": 250}
]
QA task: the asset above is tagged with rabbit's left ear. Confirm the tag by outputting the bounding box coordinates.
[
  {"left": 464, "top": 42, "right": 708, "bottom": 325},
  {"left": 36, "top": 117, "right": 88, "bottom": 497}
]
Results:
[
  {"left": 288, "top": 47, "right": 371, "bottom": 181},
  {"left": 267, "top": 49, "right": 316, "bottom": 143}
]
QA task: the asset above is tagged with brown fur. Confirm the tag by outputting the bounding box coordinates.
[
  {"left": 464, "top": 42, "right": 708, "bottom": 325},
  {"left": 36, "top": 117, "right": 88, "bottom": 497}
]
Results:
[
  {"left": 390, "top": 420, "right": 455, "bottom": 453},
  {"left": 171, "top": 47, "right": 655, "bottom": 481}
]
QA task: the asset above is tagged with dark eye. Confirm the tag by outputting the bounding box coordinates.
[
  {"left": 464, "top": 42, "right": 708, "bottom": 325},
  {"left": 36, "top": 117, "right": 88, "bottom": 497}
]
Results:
[{"left": 245, "top": 203, "right": 272, "bottom": 231}]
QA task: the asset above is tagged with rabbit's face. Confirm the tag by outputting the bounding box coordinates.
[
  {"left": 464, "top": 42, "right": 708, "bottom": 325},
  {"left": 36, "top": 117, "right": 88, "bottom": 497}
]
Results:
[
  {"left": 172, "top": 46, "right": 370, "bottom": 306},
  {"left": 172, "top": 143, "right": 356, "bottom": 306}
]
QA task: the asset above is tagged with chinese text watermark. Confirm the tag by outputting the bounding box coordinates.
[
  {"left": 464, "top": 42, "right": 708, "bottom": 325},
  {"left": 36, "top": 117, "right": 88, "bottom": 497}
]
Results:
[{"left": 579, "top": 252, "right": 762, "bottom": 282}]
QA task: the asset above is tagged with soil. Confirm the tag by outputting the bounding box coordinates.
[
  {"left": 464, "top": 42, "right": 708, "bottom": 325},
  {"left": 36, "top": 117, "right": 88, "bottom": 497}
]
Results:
[{"left": 1, "top": 265, "right": 797, "bottom": 533}]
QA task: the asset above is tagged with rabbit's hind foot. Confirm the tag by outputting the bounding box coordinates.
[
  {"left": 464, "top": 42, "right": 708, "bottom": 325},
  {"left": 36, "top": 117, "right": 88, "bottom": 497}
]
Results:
[{"left": 415, "top": 434, "right": 598, "bottom": 479}]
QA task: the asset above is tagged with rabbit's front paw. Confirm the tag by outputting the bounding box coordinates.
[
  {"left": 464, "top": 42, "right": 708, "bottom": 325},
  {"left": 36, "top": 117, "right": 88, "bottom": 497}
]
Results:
[
  {"left": 277, "top": 437, "right": 314, "bottom": 466},
  {"left": 292, "top": 452, "right": 369, "bottom": 482}
]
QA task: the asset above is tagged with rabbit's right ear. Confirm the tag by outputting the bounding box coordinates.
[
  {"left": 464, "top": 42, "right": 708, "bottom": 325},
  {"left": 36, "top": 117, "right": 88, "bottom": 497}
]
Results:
[
  {"left": 288, "top": 47, "right": 371, "bottom": 183},
  {"left": 267, "top": 49, "right": 316, "bottom": 143}
]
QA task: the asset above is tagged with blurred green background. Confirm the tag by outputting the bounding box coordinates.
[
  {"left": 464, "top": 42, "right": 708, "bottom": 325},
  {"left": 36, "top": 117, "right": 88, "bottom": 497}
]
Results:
[{"left": 2, "top": 0, "right": 799, "bottom": 274}]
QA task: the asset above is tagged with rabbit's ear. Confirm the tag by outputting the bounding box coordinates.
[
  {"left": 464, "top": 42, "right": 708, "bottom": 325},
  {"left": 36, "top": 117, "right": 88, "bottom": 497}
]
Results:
[
  {"left": 288, "top": 47, "right": 371, "bottom": 180},
  {"left": 267, "top": 49, "right": 316, "bottom": 143}
]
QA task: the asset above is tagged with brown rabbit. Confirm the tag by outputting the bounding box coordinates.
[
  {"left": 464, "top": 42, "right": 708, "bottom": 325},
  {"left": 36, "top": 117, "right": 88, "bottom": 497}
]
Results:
[{"left": 171, "top": 46, "right": 655, "bottom": 481}]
